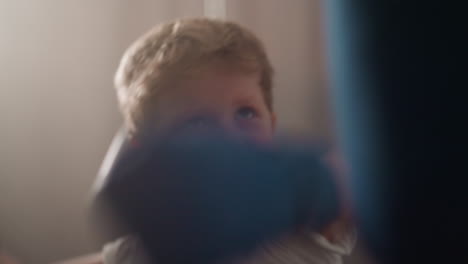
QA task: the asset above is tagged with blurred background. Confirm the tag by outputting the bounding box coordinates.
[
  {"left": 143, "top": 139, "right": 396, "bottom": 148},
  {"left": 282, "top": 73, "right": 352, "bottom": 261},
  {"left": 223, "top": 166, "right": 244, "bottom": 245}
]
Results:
[{"left": 0, "top": 0, "right": 371, "bottom": 263}]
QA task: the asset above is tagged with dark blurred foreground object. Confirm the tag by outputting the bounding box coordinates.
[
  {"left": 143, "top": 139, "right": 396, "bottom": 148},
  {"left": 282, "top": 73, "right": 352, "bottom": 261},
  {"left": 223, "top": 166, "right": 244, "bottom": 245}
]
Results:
[
  {"left": 324, "top": 1, "right": 466, "bottom": 263},
  {"left": 93, "top": 133, "right": 339, "bottom": 264}
]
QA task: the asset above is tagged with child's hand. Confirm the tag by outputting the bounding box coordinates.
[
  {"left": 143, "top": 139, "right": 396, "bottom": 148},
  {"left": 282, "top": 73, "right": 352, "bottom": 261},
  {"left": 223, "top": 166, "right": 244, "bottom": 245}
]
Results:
[{"left": 321, "top": 147, "right": 355, "bottom": 244}]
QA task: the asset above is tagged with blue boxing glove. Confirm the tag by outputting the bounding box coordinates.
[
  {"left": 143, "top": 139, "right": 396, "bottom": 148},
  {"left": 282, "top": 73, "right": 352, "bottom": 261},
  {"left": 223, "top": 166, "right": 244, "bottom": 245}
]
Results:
[{"left": 95, "top": 133, "right": 338, "bottom": 264}]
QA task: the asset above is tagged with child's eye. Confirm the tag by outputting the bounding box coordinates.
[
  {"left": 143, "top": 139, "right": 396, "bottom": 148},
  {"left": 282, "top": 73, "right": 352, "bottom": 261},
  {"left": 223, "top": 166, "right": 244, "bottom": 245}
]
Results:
[{"left": 235, "top": 107, "right": 258, "bottom": 120}]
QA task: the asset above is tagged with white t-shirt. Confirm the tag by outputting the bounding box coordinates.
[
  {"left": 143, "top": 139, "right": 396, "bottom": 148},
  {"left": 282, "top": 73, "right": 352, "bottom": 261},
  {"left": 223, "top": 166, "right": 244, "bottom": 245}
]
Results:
[{"left": 102, "top": 230, "right": 356, "bottom": 264}]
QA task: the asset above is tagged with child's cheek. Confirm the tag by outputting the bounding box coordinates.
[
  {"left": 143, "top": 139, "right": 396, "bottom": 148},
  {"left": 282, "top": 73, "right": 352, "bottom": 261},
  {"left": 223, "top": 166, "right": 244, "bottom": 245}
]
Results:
[{"left": 239, "top": 120, "right": 274, "bottom": 144}]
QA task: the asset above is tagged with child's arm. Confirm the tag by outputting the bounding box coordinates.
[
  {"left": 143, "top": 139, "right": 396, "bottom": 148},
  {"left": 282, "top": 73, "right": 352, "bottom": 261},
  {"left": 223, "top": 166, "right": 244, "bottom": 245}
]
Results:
[{"left": 318, "top": 147, "right": 356, "bottom": 253}]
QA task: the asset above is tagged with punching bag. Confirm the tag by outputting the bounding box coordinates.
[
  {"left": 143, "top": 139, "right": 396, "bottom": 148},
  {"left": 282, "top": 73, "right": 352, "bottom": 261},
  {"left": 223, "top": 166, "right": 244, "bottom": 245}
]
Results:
[{"left": 323, "top": 1, "right": 466, "bottom": 263}]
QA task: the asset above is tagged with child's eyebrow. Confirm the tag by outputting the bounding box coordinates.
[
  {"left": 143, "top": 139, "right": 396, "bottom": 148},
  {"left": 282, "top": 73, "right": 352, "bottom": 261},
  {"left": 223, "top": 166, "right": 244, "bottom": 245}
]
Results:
[
  {"left": 168, "top": 108, "right": 215, "bottom": 127},
  {"left": 232, "top": 95, "right": 259, "bottom": 106},
  {"left": 176, "top": 106, "right": 215, "bottom": 118}
]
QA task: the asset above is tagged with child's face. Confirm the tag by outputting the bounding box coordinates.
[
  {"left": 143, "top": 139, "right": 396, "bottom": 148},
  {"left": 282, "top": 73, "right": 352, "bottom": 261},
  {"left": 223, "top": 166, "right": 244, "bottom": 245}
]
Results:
[{"left": 150, "top": 67, "right": 276, "bottom": 144}]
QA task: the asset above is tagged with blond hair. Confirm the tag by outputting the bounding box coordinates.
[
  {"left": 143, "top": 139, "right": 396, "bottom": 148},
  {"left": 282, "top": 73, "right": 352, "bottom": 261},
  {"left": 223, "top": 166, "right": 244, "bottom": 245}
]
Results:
[{"left": 114, "top": 17, "right": 274, "bottom": 136}]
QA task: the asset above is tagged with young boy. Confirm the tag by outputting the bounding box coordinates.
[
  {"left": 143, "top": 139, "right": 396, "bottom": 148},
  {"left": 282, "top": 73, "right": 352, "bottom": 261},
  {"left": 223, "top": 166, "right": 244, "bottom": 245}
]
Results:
[{"left": 67, "top": 17, "right": 355, "bottom": 264}]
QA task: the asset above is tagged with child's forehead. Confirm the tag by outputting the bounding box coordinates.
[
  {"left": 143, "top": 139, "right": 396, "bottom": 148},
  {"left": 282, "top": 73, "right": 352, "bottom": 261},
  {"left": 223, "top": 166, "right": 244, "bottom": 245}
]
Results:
[
  {"left": 159, "top": 69, "right": 262, "bottom": 102},
  {"left": 148, "top": 71, "right": 266, "bottom": 120}
]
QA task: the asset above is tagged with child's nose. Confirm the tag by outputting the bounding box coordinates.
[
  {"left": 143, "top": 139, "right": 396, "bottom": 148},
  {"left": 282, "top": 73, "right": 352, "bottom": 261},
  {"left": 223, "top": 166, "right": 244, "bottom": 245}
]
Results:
[{"left": 214, "top": 119, "right": 237, "bottom": 137}]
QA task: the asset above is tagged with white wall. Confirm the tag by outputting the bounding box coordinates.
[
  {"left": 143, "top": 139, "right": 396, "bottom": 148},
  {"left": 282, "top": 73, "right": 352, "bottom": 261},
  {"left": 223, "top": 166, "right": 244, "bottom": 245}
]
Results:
[
  {"left": 0, "top": 1, "right": 203, "bottom": 263},
  {"left": 227, "top": 0, "right": 334, "bottom": 140},
  {"left": 0, "top": 1, "right": 347, "bottom": 263}
]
